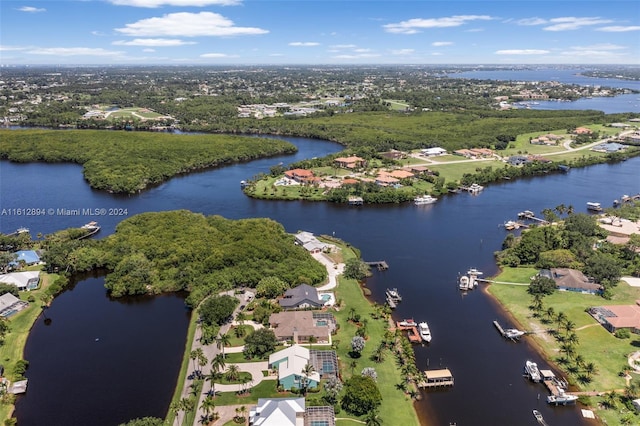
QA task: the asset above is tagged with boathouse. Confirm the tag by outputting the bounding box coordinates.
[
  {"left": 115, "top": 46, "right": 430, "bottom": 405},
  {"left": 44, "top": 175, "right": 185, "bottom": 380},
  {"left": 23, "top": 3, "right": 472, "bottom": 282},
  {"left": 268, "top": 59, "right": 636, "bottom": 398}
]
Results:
[{"left": 419, "top": 368, "right": 454, "bottom": 388}]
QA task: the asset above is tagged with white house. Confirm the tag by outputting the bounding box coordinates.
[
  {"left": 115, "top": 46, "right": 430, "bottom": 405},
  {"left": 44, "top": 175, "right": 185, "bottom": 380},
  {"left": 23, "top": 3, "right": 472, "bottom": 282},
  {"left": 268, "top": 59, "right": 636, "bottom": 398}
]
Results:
[
  {"left": 0, "top": 271, "right": 40, "bottom": 291},
  {"left": 421, "top": 147, "right": 447, "bottom": 157},
  {"left": 249, "top": 397, "right": 305, "bottom": 426}
]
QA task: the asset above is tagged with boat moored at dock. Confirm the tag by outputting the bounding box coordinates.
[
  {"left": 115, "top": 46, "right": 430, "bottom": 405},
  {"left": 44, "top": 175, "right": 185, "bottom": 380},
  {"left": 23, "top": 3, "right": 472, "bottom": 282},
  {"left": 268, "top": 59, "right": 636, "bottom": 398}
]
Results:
[
  {"left": 547, "top": 389, "right": 578, "bottom": 405},
  {"left": 418, "top": 322, "right": 432, "bottom": 343},
  {"left": 525, "top": 360, "right": 542, "bottom": 382},
  {"left": 385, "top": 287, "right": 402, "bottom": 308},
  {"left": 414, "top": 194, "right": 437, "bottom": 205},
  {"left": 503, "top": 220, "right": 520, "bottom": 230},
  {"left": 586, "top": 202, "right": 602, "bottom": 212}
]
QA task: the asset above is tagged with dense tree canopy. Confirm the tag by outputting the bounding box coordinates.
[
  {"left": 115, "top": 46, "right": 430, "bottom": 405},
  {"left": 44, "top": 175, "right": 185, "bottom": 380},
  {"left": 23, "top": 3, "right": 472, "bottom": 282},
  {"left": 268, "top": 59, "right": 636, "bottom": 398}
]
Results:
[
  {"left": 56, "top": 211, "right": 326, "bottom": 306},
  {"left": 199, "top": 295, "right": 238, "bottom": 326},
  {"left": 242, "top": 328, "right": 278, "bottom": 359},
  {"left": 0, "top": 130, "right": 296, "bottom": 193},
  {"left": 341, "top": 375, "right": 382, "bottom": 416}
]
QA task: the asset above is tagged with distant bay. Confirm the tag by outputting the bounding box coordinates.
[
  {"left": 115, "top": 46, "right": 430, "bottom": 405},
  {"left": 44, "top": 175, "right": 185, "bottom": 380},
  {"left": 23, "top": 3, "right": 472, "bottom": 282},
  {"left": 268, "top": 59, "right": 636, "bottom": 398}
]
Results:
[{"left": 451, "top": 68, "right": 640, "bottom": 114}]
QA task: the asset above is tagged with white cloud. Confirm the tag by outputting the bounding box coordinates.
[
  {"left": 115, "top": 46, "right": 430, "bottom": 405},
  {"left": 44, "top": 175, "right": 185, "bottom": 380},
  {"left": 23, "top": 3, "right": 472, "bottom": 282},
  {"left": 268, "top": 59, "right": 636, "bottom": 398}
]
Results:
[
  {"left": 384, "top": 15, "right": 492, "bottom": 34},
  {"left": 113, "top": 38, "right": 197, "bottom": 46},
  {"left": 142, "top": 48, "right": 155, "bottom": 52},
  {"left": 570, "top": 43, "right": 626, "bottom": 51},
  {"left": 543, "top": 17, "right": 613, "bottom": 31},
  {"left": 354, "top": 48, "right": 372, "bottom": 53},
  {"left": 0, "top": 45, "right": 29, "bottom": 51},
  {"left": 431, "top": 52, "right": 443, "bottom": 56},
  {"left": 330, "top": 44, "right": 357, "bottom": 49},
  {"left": 17, "top": 6, "right": 46, "bottom": 13},
  {"left": 115, "top": 12, "right": 268, "bottom": 37},
  {"left": 391, "top": 49, "right": 414, "bottom": 55},
  {"left": 107, "top": 0, "right": 240, "bottom": 7},
  {"left": 289, "top": 42, "right": 320, "bottom": 47},
  {"left": 597, "top": 26, "right": 640, "bottom": 32},
  {"left": 269, "top": 53, "right": 284, "bottom": 57},
  {"left": 200, "top": 52, "right": 236, "bottom": 58},
  {"left": 465, "top": 28, "right": 484, "bottom": 33},
  {"left": 333, "top": 53, "right": 381, "bottom": 59},
  {"left": 495, "top": 49, "right": 550, "bottom": 55},
  {"left": 516, "top": 17, "right": 547, "bottom": 26},
  {"left": 432, "top": 41, "right": 453, "bottom": 47},
  {"left": 27, "top": 47, "right": 123, "bottom": 57}
]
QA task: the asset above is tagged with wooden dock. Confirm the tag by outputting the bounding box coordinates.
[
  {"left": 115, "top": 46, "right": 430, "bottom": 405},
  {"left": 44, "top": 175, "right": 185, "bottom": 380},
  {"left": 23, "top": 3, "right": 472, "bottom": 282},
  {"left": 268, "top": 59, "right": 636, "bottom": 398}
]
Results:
[
  {"left": 418, "top": 368, "right": 454, "bottom": 388},
  {"left": 493, "top": 320, "right": 506, "bottom": 337},
  {"left": 366, "top": 261, "right": 388, "bottom": 270},
  {"left": 395, "top": 321, "right": 422, "bottom": 343}
]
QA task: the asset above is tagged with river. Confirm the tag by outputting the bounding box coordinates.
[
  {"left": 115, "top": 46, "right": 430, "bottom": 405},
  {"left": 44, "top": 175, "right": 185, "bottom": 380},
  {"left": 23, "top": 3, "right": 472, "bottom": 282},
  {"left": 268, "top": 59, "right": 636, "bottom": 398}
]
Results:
[{"left": 2, "top": 134, "right": 639, "bottom": 425}]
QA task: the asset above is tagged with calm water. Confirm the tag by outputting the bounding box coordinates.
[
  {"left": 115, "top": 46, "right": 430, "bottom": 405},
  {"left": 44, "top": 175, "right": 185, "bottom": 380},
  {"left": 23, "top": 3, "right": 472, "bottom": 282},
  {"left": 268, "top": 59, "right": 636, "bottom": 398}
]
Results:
[
  {"left": 452, "top": 68, "right": 640, "bottom": 114},
  {"left": 2, "top": 132, "right": 639, "bottom": 425}
]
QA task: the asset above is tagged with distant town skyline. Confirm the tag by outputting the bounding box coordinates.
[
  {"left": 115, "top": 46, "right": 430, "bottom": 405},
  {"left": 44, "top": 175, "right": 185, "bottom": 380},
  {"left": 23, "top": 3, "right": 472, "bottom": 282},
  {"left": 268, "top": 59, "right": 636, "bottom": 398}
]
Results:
[{"left": 1, "top": 0, "right": 639, "bottom": 65}]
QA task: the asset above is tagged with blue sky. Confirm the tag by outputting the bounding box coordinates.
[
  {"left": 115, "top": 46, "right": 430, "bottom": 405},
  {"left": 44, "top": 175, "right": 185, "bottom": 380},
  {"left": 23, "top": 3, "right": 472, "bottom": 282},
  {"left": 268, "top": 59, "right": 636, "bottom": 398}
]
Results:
[{"left": 1, "top": 0, "right": 639, "bottom": 65}]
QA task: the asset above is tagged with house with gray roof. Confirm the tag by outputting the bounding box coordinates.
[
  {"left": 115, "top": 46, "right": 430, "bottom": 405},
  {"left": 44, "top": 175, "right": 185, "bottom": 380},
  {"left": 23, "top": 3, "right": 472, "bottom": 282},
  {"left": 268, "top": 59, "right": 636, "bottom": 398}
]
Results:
[
  {"left": 0, "top": 292, "right": 29, "bottom": 318},
  {"left": 539, "top": 268, "right": 603, "bottom": 295},
  {"left": 249, "top": 397, "right": 335, "bottom": 426},
  {"left": 279, "top": 284, "right": 323, "bottom": 310},
  {"left": 294, "top": 232, "right": 328, "bottom": 254}
]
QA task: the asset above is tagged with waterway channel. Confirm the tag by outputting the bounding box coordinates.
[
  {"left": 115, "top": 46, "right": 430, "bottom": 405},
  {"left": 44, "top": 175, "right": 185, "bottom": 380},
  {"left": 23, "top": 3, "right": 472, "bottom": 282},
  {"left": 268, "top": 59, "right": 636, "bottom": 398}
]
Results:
[{"left": 2, "top": 133, "right": 639, "bottom": 425}]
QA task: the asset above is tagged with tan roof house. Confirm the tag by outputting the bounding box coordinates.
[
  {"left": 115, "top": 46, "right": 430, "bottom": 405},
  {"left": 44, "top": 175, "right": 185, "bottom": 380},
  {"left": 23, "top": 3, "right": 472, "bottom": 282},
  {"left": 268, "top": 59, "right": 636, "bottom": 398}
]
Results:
[
  {"left": 539, "top": 268, "right": 603, "bottom": 294},
  {"left": 334, "top": 156, "right": 365, "bottom": 169},
  {"left": 269, "top": 311, "right": 336, "bottom": 344},
  {"left": 589, "top": 301, "right": 640, "bottom": 334},
  {"left": 284, "top": 169, "right": 316, "bottom": 184}
]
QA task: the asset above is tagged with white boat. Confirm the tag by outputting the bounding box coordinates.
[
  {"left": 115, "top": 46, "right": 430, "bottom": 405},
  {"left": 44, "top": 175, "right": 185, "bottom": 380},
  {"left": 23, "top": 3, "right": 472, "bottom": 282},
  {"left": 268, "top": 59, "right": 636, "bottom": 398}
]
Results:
[
  {"left": 414, "top": 194, "right": 438, "bottom": 205},
  {"left": 547, "top": 389, "right": 578, "bottom": 405},
  {"left": 385, "top": 288, "right": 402, "bottom": 301},
  {"left": 467, "top": 268, "right": 483, "bottom": 276},
  {"left": 398, "top": 319, "right": 417, "bottom": 327},
  {"left": 518, "top": 210, "right": 535, "bottom": 219},
  {"left": 504, "top": 329, "right": 525, "bottom": 339},
  {"left": 81, "top": 221, "right": 100, "bottom": 231},
  {"left": 418, "top": 322, "right": 432, "bottom": 343},
  {"left": 15, "top": 227, "right": 29, "bottom": 234},
  {"left": 525, "top": 360, "right": 542, "bottom": 382},
  {"left": 467, "top": 183, "right": 484, "bottom": 194},
  {"left": 459, "top": 275, "right": 470, "bottom": 290},
  {"left": 504, "top": 220, "right": 519, "bottom": 230},
  {"left": 532, "top": 410, "right": 544, "bottom": 423},
  {"left": 586, "top": 202, "right": 602, "bottom": 212}
]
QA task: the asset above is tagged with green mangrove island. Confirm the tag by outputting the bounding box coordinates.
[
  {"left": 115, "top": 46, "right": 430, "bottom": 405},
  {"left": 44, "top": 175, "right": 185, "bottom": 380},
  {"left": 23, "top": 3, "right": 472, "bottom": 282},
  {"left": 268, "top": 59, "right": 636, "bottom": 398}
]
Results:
[{"left": 0, "top": 130, "right": 296, "bottom": 194}]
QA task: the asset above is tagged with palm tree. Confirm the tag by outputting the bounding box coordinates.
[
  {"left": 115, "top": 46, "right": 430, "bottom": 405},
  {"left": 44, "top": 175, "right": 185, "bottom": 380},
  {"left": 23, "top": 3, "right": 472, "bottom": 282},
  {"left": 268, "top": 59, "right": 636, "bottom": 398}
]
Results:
[
  {"left": 198, "top": 351, "right": 208, "bottom": 374},
  {"left": 555, "top": 311, "right": 567, "bottom": 332},
  {"left": 300, "top": 362, "right": 316, "bottom": 395},
  {"left": 602, "top": 390, "right": 618, "bottom": 409},
  {"left": 225, "top": 364, "right": 240, "bottom": 382},
  {"left": 206, "top": 370, "right": 221, "bottom": 396},
  {"left": 217, "top": 333, "right": 231, "bottom": 359},
  {"left": 211, "top": 353, "right": 226, "bottom": 374},
  {"left": 584, "top": 362, "right": 597, "bottom": 380},
  {"left": 364, "top": 409, "right": 383, "bottom": 426},
  {"left": 234, "top": 324, "right": 247, "bottom": 339},
  {"left": 349, "top": 359, "right": 358, "bottom": 375},
  {"left": 308, "top": 335, "right": 317, "bottom": 350},
  {"left": 200, "top": 395, "right": 216, "bottom": 425},
  {"left": 545, "top": 306, "right": 555, "bottom": 323},
  {"left": 564, "top": 320, "right": 576, "bottom": 337},
  {"left": 190, "top": 349, "right": 199, "bottom": 373}
]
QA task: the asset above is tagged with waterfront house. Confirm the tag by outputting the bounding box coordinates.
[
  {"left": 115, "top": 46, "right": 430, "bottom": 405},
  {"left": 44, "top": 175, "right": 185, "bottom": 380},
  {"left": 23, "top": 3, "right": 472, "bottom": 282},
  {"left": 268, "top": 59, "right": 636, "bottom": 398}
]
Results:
[
  {"left": 589, "top": 302, "right": 640, "bottom": 334},
  {"left": 269, "top": 311, "right": 336, "bottom": 344},
  {"left": 333, "top": 156, "right": 365, "bottom": 169},
  {"left": 591, "top": 142, "right": 626, "bottom": 153},
  {"left": 284, "top": 169, "right": 316, "bottom": 184},
  {"left": 12, "top": 250, "right": 41, "bottom": 266},
  {"left": 507, "top": 155, "right": 530, "bottom": 166},
  {"left": 0, "top": 292, "right": 29, "bottom": 318},
  {"left": 249, "top": 397, "right": 336, "bottom": 426},
  {"left": 0, "top": 271, "right": 40, "bottom": 291},
  {"left": 294, "top": 231, "right": 328, "bottom": 253},
  {"left": 279, "top": 284, "right": 323, "bottom": 310},
  {"left": 421, "top": 147, "right": 447, "bottom": 157},
  {"left": 573, "top": 127, "right": 593, "bottom": 135},
  {"left": 374, "top": 175, "right": 400, "bottom": 187},
  {"left": 268, "top": 345, "right": 320, "bottom": 391},
  {"left": 539, "top": 268, "right": 603, "bottom": 295}
]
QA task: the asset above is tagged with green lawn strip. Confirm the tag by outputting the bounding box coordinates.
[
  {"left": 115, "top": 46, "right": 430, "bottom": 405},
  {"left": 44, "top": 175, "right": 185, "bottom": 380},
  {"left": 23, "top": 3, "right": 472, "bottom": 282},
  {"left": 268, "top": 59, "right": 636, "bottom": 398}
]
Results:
[
  {"left": 332, "top": 270, "right": 418, "bottom": 425},
  {"left": 226, "top": 326, "right": 249, "bottom": 347},
  {"left": 213, "top": 380, "right": 290, "bottom": 405},
  {"left": 0, "top": 272, "right": 55, "bottom": 422},
  {"left": 488, "top": 268, "right": 640, "bottom": 421},
  {"left": 428, "top": 159, "right": 503, "bottom": 183},
  {"left": 165, "top": 312, "right": 198, "bottom": 423}
]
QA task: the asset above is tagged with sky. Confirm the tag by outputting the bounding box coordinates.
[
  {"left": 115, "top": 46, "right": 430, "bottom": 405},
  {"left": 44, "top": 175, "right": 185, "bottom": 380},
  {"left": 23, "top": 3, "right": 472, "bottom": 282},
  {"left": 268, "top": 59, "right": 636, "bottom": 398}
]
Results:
[{"left": 1, "top": 0, "right": 639, "bottom": 65}]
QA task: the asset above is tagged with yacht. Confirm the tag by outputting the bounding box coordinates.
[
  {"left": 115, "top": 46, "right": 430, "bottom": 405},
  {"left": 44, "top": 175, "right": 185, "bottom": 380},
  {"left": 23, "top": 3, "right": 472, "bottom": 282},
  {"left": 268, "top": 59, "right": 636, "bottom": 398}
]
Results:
[
  {"left": 586, "top": 202, "right": 602, "bottom": 212},
  {"left": 414, "top": 194, "right": 437, "bottom": 205},
  {"left": 547, "top": 389, "right": 578, "bottom": 405},
  {"left": 459, "top": 275, "right": 470, "bottom": 290},
  {"left": 503, "top": 220, "right": 519, "bottom": 230},
  {"left": 467, "top": 183, "right": 484, "bottom": 194},
  {"left": 385, "top": 288, "right": 402, "bottom": 301},
  {"left": 81, "top": 221, "right": 100, "bottom": 231},
  {"left": 532, "top": 410, "right": 544, "bottom": 423},
  {"left": 525, "top": 360, "right": 542, "bottom": 382},
  {"left": 418, "top": 322, "right": 432, "bottom": 343},
  {"left": 504, "top": 329, "right": 525, "bottom": 339}
]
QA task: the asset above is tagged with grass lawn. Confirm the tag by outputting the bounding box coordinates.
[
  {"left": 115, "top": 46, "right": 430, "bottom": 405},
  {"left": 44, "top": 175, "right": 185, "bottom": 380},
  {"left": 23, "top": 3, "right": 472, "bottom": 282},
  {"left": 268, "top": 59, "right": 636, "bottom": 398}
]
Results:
[
  {"left": 0, "top": 272, "right": 55, "bottom": 423},
  {"left": 487, "top": 267, "right": 640, "bottom": 423},
  {"left": 165, "top": 311, "right": 198, "bottom": 423},
  {"left": 213, "top": 380, "right": 291, "bottom": 405},
  {"left": 429, "top": 159, "right": 503, "bottom": 183},
  {"left": 219, "top": 372, "right": 252, "bottom": 385},
  {"left": 331, "top": 246, "right": 419, "bottom": 425}
]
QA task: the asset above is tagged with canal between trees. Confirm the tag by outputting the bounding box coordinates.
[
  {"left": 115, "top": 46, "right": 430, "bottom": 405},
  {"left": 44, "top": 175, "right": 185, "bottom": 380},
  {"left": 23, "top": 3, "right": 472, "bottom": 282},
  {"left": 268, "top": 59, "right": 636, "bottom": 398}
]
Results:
[{"left": 2, "top": 134, "right": 639, "bottom": 425}]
